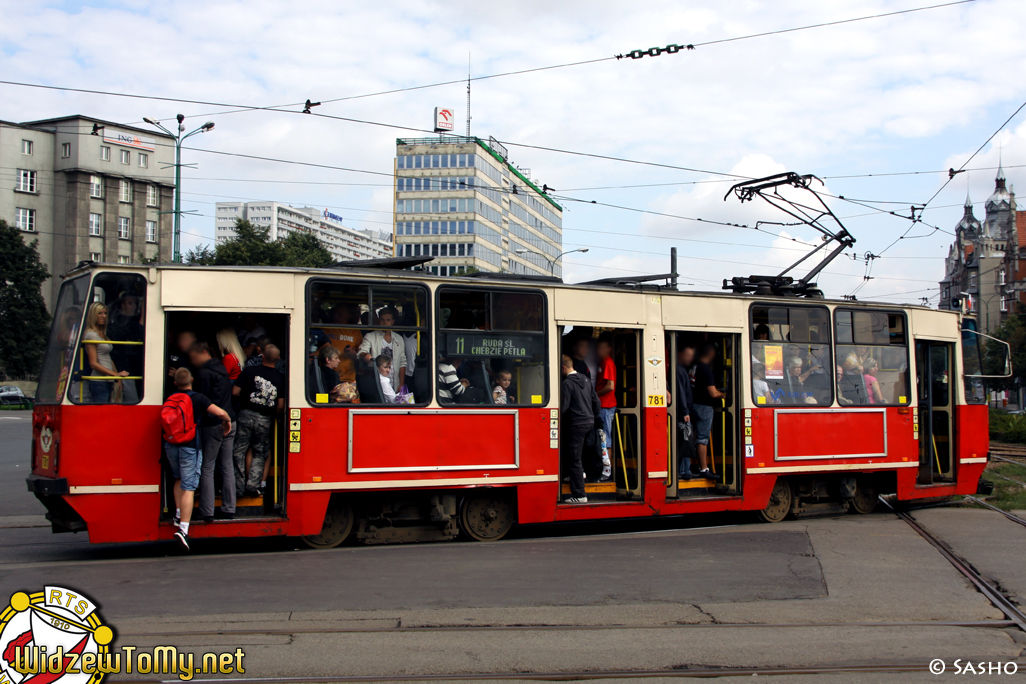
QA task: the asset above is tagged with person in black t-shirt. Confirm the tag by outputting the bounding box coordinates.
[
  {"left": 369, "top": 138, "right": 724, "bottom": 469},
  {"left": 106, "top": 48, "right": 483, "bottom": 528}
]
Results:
[
  {"left": 692, "top": 344, "right": 725, "bottom": 482},
  {"left": 190, "top": 342, "right": 237, "bottom": 521},
  {"left": 232, "top": 345, "right": 286, "bottom": 498}
]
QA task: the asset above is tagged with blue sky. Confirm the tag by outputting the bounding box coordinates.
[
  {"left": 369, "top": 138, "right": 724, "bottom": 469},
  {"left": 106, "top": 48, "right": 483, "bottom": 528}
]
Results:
[{"left": 2, "top": 0, "right": 1024, "bottom": 302}]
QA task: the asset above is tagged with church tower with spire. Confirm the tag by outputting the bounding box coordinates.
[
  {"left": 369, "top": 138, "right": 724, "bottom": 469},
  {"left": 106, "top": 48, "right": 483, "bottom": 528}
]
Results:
[{"left": 939, "top": 164, "right": 1020, "bottom": 334}]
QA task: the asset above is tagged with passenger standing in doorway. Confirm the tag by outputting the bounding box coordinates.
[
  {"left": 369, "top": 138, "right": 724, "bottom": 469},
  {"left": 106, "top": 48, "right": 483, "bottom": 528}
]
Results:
[
  {"left": 560, "top": 354, "right": 601, "bottom": 504},
  {"left": 571, "top": 338, "right": 592, "bottom": 380},
  {"left": 675, "top": 345, "right": 695, "bottom": 480},
  {"left": 245, "top": 335, "right": 287, "bottom": 375},
  {"left": 595, "top": 336, "right": 617, "bottom": 469},
  {"left": 692, "top": 343, "right": 725, "bottom": 482},
  {"left": 233, "top": 345, "right": 286, "bottom": 498},
  {"left": 167, "top": 331, "right": 197, "bottom": 397},
  {"left": 164, "top": 368, "right": 232, "bottom": 552},
  {"left": 190, "top": 342, "right": 237, "bottom": 521}
]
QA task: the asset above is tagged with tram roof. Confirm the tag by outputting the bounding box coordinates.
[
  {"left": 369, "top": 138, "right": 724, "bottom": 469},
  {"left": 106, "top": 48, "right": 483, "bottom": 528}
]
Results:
[{"left": 64, "top": 260, "right": 943, "bottom": 311}]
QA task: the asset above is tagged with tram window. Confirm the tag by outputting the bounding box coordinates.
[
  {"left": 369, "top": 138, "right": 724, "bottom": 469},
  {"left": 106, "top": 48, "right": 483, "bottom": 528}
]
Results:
[
  {"left": 437, "top": 288, "right": 547, "bottom": 406},
  {"left": 68, "top": 272, "right": 147, "bottom": 405},
  {"left": 37, "top": 276, "right": 91, "bottom": 403},
  {"left": 750, "top": 305, "right": 832, "bottom": 406},
  {"left": 834, "top": 310, "right": 910, "bottom": 406},
  {"left": 307, "top": 280, "right": 430, "bottom": 406},
  {"left": 961, "top": 322, "right": 986, "bottom": 404}
]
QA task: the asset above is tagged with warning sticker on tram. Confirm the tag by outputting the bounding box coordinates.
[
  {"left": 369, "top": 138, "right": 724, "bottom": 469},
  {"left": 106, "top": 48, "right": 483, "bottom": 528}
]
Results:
[{"left": 289, "top": 431, "right": 301, "bottom": 443}]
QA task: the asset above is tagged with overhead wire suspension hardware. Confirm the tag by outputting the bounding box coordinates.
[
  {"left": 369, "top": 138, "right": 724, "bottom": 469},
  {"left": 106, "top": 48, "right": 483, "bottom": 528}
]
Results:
[{"left": 722, "top": 172, "right": 855, "bottom": 298}]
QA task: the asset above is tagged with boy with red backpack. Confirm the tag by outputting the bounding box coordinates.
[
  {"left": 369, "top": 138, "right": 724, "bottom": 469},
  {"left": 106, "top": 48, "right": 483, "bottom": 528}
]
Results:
[{"left": 162, "top": 367, "right": 232, "bottom": 552}]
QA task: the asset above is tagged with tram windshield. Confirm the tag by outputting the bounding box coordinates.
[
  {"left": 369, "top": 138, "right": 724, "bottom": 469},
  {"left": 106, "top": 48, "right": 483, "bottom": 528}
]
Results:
[{"left": 36, "top": 275, "right": 90, "bottom": 404}]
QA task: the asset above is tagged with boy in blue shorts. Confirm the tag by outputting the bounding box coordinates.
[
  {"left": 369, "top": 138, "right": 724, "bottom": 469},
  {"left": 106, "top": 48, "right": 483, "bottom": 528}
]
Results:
[{"left": 168, "top": 367, "right": 232, "bottom": 551}]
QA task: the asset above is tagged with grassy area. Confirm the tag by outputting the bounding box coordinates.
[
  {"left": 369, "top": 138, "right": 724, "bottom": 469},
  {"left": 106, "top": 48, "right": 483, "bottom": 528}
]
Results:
[
  {"left": 979, "top": 460, "right": 1026, "bottom": 511},
  {"left": 988, "top": 409, "right": 1026, "bottom": 444}
]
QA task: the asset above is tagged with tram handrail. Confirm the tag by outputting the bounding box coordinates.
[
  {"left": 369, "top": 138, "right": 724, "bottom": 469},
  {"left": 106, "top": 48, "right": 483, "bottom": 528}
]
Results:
[
  {"left": 79, "top": 340, "right": 144, "bottom": 345},
  {"left": 80, "top": 376, "right": 142, "bottom": 380}
]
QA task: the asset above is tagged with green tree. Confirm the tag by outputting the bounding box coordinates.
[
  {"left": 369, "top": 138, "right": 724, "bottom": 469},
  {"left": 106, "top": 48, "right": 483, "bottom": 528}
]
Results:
[
  {"left": 184, "top": 244, "right": 216, "bottom": 265},
  {"left": 281, "top": 230, "right": 334, "bottom": 268},
  {"left": 0, "top": 219, "right": 50, "bottom": 379},
  {"left": 988, "top": 309, "right": 1026, "bottom": 388},
  {"left": 185, "top": 219, "right": 336, "bottom": 268}
]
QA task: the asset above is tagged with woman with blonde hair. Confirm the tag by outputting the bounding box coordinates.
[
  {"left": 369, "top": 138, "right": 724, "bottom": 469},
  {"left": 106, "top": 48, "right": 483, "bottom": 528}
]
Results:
[
  {"left": 83, "top": 302, "right": 129, "bottom": 402},
  {"left": 216, "top": 327, "right": 247, "bottom": 382}
]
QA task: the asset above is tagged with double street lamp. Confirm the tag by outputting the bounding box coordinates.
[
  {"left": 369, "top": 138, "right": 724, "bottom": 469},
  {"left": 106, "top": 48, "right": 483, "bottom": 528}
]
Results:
[
  {"left": 143, "top": 114, "right": 215, "bottom": 263},
  {"left": 514, "top": 247, "right": 589, "bottom": 276}
]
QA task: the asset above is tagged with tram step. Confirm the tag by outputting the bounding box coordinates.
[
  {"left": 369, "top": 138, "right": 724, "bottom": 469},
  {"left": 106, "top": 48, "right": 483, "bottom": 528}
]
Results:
[
  {"left": 561, "top": 482, "right": 617, "bottom": 495},
  {"left": 677, "top": 478, "right": 719, "bottom": 489}
]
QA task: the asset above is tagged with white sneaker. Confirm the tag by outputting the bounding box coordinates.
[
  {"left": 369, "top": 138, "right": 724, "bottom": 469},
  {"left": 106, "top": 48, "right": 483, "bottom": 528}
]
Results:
[{"left": 564, "top": 496, "right": 588, "bottom": 504}]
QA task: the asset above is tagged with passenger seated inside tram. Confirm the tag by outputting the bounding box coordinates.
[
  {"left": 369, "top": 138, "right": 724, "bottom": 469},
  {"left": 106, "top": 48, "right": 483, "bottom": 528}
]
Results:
[
  {"left": 438, "top": 356, "right": 469, "bottom": 404},
  {"left": 376, "top": 355, "right": 400, "bottom": 403},
  {"left": 752, "top": 362, "right": 774, "bottom": 404},
  {"left": 837, "top": 366, "right": 854, "bottom": 405},
  {"left": 863, "top": 357, "right": 885, "bottom": 404},
  {"left": 837, "top": 350, "right": 870, "bottom": 404},
  {"left": 493, "top": 370, "right": 513, "bottom": 404},
  {"left": 784, "top": 356, "right": 817, "bottom": 404},
  {"left": 309, "top": 345, "right": 345, "bottom": 402}
]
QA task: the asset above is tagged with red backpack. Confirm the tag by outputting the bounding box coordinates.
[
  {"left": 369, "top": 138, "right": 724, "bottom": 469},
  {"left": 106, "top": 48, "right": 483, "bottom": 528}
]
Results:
[{"left": 161, "top": 392, "right": 197, "bottom": 445}]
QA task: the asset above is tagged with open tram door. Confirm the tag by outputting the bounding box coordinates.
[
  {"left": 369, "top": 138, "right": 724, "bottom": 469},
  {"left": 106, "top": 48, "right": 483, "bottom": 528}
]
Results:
[
  {"left": 666, "top": 331, "right": 740, "bottom": 499},
  {"left": 915, "top": 339, "right": 954, "bottom": 485},
  {"left": 161, "top": 311, "right": 291, "bottom": 523},
  {"left": 557, "top": 326, "right": 643, "bottom": 502}
]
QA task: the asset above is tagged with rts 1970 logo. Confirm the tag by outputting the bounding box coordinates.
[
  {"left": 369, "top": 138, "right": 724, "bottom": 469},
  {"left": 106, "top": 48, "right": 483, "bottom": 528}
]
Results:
[{"left": 0, "top": 587, "right": 114, "bottom": 684}]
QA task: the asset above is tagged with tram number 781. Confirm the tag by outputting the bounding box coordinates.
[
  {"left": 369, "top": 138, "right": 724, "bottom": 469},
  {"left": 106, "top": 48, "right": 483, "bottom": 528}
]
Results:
[{"left": 646, "top": 394, "right": 666, "bottom": 407}]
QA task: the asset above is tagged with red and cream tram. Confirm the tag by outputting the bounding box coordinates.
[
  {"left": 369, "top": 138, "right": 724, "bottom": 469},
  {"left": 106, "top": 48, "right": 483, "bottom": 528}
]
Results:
[{"left": 26, "top": 261, "right": 993, "bottom": 546}]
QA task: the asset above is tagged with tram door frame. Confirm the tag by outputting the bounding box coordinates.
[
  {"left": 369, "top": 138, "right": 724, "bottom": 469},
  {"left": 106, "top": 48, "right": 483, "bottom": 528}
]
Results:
[
  {"left": 665, "top": 331, "right": 741, "bottom": 498},
  {"left": 160, "top": 310, "right": 292, "bottom": 521},
  {"left": 611, "top": 328, "right": 643, "bottom": 500},
  {"left": 915, "top": 339, "right": 955, "bottom": 485}
]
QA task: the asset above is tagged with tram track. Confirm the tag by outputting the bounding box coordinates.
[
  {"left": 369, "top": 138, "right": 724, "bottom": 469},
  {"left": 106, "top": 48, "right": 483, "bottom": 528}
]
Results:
[
  {"left": 110, "top": 662, "right": 933, "bottom": 682},
  {"left": 963, "top": 495, "right": 1026, "bottom": 529},
  {"left": 119, "top": 618, "right": 1017, "bottom": 639},
  {"left": 881, "top": 496, "right": 1026, "bottom": 633}
]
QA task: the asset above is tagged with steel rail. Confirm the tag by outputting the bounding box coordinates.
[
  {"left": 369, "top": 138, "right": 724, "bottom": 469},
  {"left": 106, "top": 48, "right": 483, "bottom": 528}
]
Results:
[
  {"left": 119, "top": 619, "right": 1015, "bottom": 639},
  {"left": 881, "top": 496, "right": 1026, "bottom": 632},
  {"left": 112, "top": 662, "right": 930, "bottom": 683},
  {"left": 963, "top": 496, "right": 1026, "bottom": 529}
]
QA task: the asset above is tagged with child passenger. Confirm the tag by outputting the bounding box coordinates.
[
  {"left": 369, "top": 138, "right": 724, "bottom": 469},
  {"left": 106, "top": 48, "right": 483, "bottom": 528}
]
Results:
[
  {"left": 376, "top": 355, "right": 399, "bottom": 403},
  {"left": 493, "top": 370, "right": 512, "bottom": 404}
]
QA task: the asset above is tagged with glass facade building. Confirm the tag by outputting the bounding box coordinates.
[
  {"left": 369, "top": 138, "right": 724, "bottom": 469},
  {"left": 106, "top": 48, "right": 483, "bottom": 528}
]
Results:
[{"left": 394, "top": 137, "right": 563, "bottom": 277}]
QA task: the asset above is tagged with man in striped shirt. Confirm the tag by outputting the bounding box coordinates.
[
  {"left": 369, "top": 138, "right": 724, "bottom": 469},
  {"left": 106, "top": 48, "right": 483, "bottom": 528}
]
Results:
[{"left": 438, "top": 357, "right": 469, "bottom": 403}]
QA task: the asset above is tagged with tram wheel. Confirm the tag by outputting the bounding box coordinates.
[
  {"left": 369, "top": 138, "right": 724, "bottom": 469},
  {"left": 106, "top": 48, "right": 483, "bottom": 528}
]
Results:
[
  {"left": 458, "top": 491, "right": 514, "bottom": 542},
  {"left": 302, "top": 499, "right": 354, "bottom": 549},
  {"left": 849, "top": 478, "right": 878, "bottom": 515},
  {"left": 758, "top": 478, "right": 793, "bottom": 523}
]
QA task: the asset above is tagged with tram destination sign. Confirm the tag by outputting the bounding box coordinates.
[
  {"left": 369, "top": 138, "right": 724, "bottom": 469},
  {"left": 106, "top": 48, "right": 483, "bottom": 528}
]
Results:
[{"left": 446, "top": 333, "right": 539, "bottom": 359}]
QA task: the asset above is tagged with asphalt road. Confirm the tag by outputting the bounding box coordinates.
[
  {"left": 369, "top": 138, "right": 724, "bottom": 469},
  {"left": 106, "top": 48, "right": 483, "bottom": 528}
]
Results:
[
  {"left": 2, "top": 412, "right": 1024, "bottom": 681},
  {"left": 0, "top": 411, "right": 43, "bottom": 517}
]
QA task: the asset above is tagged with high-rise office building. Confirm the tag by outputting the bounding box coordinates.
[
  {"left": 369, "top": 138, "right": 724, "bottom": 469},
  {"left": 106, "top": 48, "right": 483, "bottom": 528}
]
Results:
[
  {"left": 394, "top": 136, "right": 563, "bottom": 277},
  {"left": 215, "top": 201, "right": 393, "bottom": 262}
]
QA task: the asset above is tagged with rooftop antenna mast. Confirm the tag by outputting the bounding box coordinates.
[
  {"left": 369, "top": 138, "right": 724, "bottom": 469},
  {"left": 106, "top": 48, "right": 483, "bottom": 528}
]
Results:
[
  {"left": 466, "top": 53, "right": 472, "bottom": 137},
  {"left": 722, "top": 172, "right": 855, "bottom": 298}
]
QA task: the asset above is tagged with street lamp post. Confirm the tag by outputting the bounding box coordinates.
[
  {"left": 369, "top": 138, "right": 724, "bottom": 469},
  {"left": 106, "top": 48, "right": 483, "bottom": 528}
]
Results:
[
  {"left": 143, "top": 114, "right": 215, "bottom": 263},
  {"left": 514, "top": 247, "right": 588, "bottom": 276}
]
